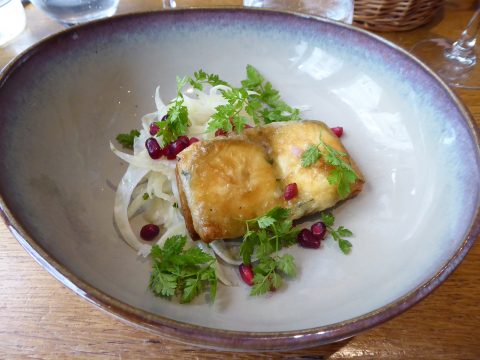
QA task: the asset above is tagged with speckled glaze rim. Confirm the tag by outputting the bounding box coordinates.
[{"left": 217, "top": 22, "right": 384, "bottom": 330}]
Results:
[{"left": 0, "top": 8, "right": 479, "bottom": 352}]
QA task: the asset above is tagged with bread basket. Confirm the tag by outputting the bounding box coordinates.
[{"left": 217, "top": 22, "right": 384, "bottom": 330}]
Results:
[{"left": 354, "top": 0, "right": 444, "bottom": 31}]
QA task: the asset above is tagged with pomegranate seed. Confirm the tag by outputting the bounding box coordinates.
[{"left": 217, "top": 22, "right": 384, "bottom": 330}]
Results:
[
  {"left": 165, "top": 138, "right": 187, "bottom": 160},
  {"left": 244, "top": 124, "right": 253, "bottom": 129},
  {"left": 140, "top": 224, "right": 160, "bottom": 241},
  {"left": 284, "top": 183, "right": 298, "bottom": 200},
  {"left": 215, "top": 129, "right": 228, "bottom": 137},
  {"left": 239, "top": 264, "right": 254, "bottom": 286},
  {"left": 145, "top": 137, "right": 163, "bottom": 159},
  {"left": 189, "top": 137, "right": 199, "bottom": 145},
  {"left": 178, "top": 135, "right": 190, "bottom": 147},
  {"left": 161, "top": 114, "right": 169, "bottom": 122},
  {"left": 297, "top": 229, "right": 321, "bottom": 249},
  {"left": 311, "top": 221, "right": 327, "bottom": 240},
  {"left": 331, "top": 126, "right": 343, "bottom": 137},
  {"left": 149, "top": 122, "right": 160, "bottom": 136}
]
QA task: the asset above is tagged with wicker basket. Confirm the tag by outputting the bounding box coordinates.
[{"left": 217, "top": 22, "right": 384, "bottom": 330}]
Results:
[{"left": 353, "top": 0, "right": 444, "bottom": 31}]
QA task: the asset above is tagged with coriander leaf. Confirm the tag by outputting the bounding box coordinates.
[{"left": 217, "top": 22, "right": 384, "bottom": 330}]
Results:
[
  {"left": 321, "top": 212, "right": 354, "bottom": 255},
  {"left": 270, "top": 271, "right": 283, "bottom": 289},
  {"left": 301, "top": 145, "right": 321, "bottom": 168},
  {"left": 182, "top": 276, "right": 202, "bottom": 303},
  {"left": 275, "top": 254, "right": 297, "bottom": 277},
  {"left": 158, "top": 96, "right": 190, "bottom": 146},
  {"left": 163, "top": 235, "right": 187, "bottom": 258},
  {"left": 116, "top": 129, "right": 140, "bottom": 150},
  {"left": 257, "top": 230, "right": 274, "bottom": 259},
  {"left": 257, "top": 215, "right": 276, "bottom": 229},
  {"left": 149, "top": 266, "right": 177, "bottom": 297},
  {"left": 301, "top": 136, "right": 358, "bottom": 199},
  {"left": 264, "top": 206, "right": 290, "bottom": 221},
  {"left": 242, "top": 207, "right": 298, "bottom": 296},
  {"left": 337, "top": 226, "right": 353, "bottom": 237},
  {"left": 251, "top": 273, "right": 270, "bottom": 296},
  {"left": 339, "top": 239, "right": 353, "bottom": 254},
  {"left": 148, "top": 235, "right": 217, "bottom": 303},
  {"left": 176, "top": 75, "right": 189, "bottom": 93},
  {"left": 321, "top": 212, "right": 335, "bottom": 227},
  {"left": 143, "top": 192, "right": 150, "bottom": 200},
  {"left": 150, "top": 244, "right": 163, "bottom": 261},
  {"left": 240, "top": 230, "right": 257, "bottom": 265},
  {"left": 242, "top": 65, "right": 300, "bottom": 124},
  {"left": 189, "top": 69, "right": 230, "bottom": 90},
  {"left": 174, "top": 247, "right": 215, "bottom": 266}
]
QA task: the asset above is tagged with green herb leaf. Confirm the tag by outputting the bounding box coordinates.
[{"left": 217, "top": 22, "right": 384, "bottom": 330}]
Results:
[
  {"left": 116, "top": 129, "right": 140, "bottom": 150},
  {"left": 148, "top": 235, "right": 217, "bottom": 303},
  {"left": 143, "top": 192, "right": 150, "bottom": 200},
  {"left": 301, "top": 144, "right": 322, "bottom": 168},
  {"left": 320, "top": 212, "right": 335, "bottom": 227},
  {"left": 149, "top": 265, "right": 177, "bottom": 297},
  {"left": 188, "top": 69, "right": 231, "bottom": 90},
  {"left": 240, "top": 207, "right": 298, "bottom": 296},
  {"left": 275, "top": 254, "right": 297, "bottom": 277},
  {"left": 301, "top": 137, "right": 358, "bottom": 199},
  {"left": 321, "top": 212, "right": 354, "bottom": 255}
]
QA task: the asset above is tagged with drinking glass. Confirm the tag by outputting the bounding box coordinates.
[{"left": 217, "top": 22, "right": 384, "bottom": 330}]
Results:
[
  {"left": 243, "top": 0, "right": 354, "bottom": 24},
  {"left": 163, "top": 0, "right": 354, "bottom": 24},
  {"left": 0, "top": 0, "right": 26, "bottom": 46},
  {"left": 29, "top": 0, "right": 119, "bottom": 26},
  {"left": 411, "top": 5, "right": 480, "bottom": 89}
]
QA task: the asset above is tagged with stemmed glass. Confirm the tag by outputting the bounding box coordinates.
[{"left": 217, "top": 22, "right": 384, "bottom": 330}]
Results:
[{"left": 411, "top": 5, "right": 480, "bottom": 89}]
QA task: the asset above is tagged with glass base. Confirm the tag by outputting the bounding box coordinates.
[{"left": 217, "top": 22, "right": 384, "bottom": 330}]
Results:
[{"left": 411, "top": 38, "right": 480, "bottom": 89}]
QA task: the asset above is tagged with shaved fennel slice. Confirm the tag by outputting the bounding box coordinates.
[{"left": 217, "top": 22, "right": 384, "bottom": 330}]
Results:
[
  {"left": 197, "top": 242, "right": 237, "bottom": 286},
  {"left": 210, "top": 240, "right": 243, "bottom": 266},
  {"left": 127, "top": 183, "right": 148, "bottom": 218},
  {"left": 154, "top": 86, "right": 167, "bottom": 114},
  {"left": 114, "top": 165, "right": 150, "bottom": 251},
  {"left": 146, "top": 172, "right": 175, "bottom": 203},
  {"left": 110, "top": 143, "right": 176, "bottom": 177}
]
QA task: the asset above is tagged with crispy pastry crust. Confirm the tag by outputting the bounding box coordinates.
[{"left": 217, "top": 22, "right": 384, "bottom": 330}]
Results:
[{"left": 176, "top": 120, "right": 364, "bottom": 242}]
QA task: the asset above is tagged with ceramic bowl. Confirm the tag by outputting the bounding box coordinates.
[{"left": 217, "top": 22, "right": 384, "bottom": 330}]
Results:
[{"left": 0, "top": 9, "right": 479, "bottom": 351}]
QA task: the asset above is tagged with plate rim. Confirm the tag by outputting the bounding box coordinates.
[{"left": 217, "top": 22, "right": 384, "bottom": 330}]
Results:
[{"left": 1, "top": 7, "right": 479, "bottom": 351}]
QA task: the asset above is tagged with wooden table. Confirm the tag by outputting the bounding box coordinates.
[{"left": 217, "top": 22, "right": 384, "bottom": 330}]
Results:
[{"left": 1, "top": 1, "right": 479, "bottom": 359}]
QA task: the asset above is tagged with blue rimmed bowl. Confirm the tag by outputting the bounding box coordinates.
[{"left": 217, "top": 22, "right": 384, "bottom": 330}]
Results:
[{"left": 0, "top": 8, "right": 479, "bottom": 351}]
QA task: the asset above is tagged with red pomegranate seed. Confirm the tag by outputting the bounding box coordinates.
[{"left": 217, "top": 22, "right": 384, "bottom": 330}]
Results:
[
  {"left": 331, "top": 126, "right": 344, "bottom": 137},
  {"left": 215, "top": 129, "right": 228, "bottom": 137},
  {"left": 239, "top": 264, "right": 254, "bottom": 286},
  {"left": 297, "top": 229, "right": 321, "bottom": 249},
  {"left": 284, "top": 183, "right": 298, "bottom": 200},
  {"left": 311, "top": 221, "right": 327, "bottom": 240},
  {"left": 178, "top": 135, "right": 190, "bottom": 147},
  {"left": 149, "top": 122, "right": 160, "bottom": 136},
  {"left": 145, "top": 137, "right": 163, "bottom": 159},
  {"left": 140, "top": 224, "right": 160, "bottom": 241},
  {"left": 165, "top": 138, "right": 187, "bottom": 160},
  {"left": 244, "top": 124, "right": 253, "bottom": 129},
  {"left": 189, "top": 137, "right": 199, "bottom": 145}
]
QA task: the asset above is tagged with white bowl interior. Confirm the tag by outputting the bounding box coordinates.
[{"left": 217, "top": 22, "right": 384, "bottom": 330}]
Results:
[{"left": 0, "top": 11, "right": 478, "bottom": 332}]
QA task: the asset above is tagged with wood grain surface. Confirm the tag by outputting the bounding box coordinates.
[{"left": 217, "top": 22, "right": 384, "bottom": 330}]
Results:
[{"left": 1, "top": 1, "right": 479, "bottom": 359}]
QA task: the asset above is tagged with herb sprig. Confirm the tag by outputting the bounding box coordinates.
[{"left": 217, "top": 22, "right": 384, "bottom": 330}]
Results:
[
  {"left": 149, "top": 235, "right": 217, "bottom": 303},
  {"left": 116, "top": 129, "right": 140, "bottom": 150},
  {"left": 208, "top": 65, "right": 301, "bottom": 134},
  {"left": 239, "top": 207, "right": 299, "bottom": 295},
  {"left": 321, "top": 212, "right": 353, "bottom": 254},
  {"left": 119, "top": 66, "right": 300, "bottom": 147},
  {"left": 188, "top": 69, "right": 231, "bottom": 90},
  {"left": 153, "top": 76, "right": 191, "bottom": 146},
  {"left": 301, "top": 136, "right": 358, "bottom": 199},
  {"left": 241, "top": 65, "right": 301, "bottom": 125}
]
